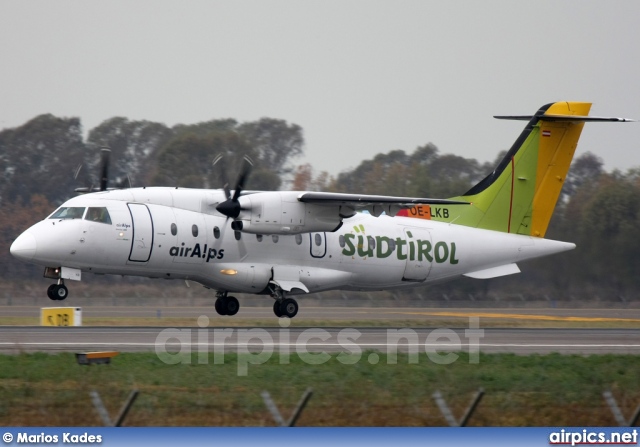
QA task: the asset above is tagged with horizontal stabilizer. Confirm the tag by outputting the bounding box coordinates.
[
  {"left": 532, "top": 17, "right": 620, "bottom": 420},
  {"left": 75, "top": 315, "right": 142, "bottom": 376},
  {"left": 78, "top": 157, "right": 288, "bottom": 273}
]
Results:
[
  {"left": 494, "top": 115, "right": 634, "bottom": 122},
  {"left": 463, "top": 263, "right": 520, "bottom": 279}
]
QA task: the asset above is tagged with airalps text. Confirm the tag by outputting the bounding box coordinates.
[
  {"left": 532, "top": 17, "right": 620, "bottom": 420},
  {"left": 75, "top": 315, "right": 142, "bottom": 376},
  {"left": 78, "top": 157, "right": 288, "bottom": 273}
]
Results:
[{"left": 169, "top": 243, "right": 224, "bottom": 262}]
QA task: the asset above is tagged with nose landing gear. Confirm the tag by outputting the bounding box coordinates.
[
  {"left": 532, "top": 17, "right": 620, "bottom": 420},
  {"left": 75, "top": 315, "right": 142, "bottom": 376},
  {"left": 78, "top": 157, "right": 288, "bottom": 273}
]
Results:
[
  {"left": 214, "top": 291, "right": 240, "bottom": 316},
  {"left": 47, "top": 281, "right": 68, "bottom": 301}
]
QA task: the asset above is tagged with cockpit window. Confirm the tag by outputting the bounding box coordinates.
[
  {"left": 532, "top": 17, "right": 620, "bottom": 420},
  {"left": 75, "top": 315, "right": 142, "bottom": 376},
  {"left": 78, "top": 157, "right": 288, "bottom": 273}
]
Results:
[
  {"left": 84, "top": 207, "right": 112, "bottom": 225},
  {"left": 49, "top": 207, "right": 86, "bottom": 220}
]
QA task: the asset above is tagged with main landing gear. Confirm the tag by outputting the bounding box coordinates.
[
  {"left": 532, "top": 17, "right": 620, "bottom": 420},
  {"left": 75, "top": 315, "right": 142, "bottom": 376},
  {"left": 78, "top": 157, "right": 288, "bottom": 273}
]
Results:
[
  {"left": 271, "top": 287, "right": 298, "bottom": 319},
  {"left": 214, "top": 292, "right": 240, "bottom": 316},
  {"left": 273, "top": 298, "right": 298, "bottom": 318},
  {"left": 47, "top": 280, "right": 68, "bottom": 301},
  {"left": 213, "top": 288, "right": 299, "bottom": 319}
]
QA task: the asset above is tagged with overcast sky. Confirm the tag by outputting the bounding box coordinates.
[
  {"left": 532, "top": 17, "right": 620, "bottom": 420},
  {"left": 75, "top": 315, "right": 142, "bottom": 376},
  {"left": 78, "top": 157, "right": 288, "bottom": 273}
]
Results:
[{"left": 1, "top": 1, "right": 638, "bottom": 178}]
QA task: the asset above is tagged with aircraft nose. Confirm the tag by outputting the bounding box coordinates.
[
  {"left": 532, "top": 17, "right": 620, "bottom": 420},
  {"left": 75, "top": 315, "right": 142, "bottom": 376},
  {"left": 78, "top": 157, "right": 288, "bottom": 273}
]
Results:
[{"left": 10, "top": 232, "right": 37, "bottom": 261}]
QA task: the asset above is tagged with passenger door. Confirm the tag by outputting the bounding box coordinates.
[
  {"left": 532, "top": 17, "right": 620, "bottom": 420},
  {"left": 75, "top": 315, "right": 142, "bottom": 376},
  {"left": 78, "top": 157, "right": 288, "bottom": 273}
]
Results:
[{"left": 127, "top": 203, "right": 154, "bottom": 262}]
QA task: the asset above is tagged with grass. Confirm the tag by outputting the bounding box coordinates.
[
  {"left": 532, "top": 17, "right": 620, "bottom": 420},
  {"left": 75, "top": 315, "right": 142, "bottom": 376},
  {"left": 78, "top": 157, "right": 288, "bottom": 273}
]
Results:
[{"left": 0, "top": 352, "right": 638, "bottom": 426}]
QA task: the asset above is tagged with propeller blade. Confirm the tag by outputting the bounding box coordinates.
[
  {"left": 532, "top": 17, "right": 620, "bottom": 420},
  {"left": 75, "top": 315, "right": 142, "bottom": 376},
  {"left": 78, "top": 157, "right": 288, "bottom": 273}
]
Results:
[
  {"left": 99, "top": 148, "right": 111, "bottom": 191},
  {"left": 114, "top": 174, "right": 133, "bottom": 189},
  {"left": 236, "top": 231, "right": 248, "bottom": 259},
  {"left": 212, "top": 154, "right": 231, "bottom": 200},
  {"left": 216, "top": 155, "right": 253, "bottom": 219},
  {"left": 213, "top": 220, "right": 247, "bottom": 260},
  {"left": 232, "top": 156, "right": 253, "bottom": 201},
  {"left": 74, "top": 146, "right": 129, "bottom": 194},
  {"left": 73, "top": 164, "right": 83, "bottom": 180}
]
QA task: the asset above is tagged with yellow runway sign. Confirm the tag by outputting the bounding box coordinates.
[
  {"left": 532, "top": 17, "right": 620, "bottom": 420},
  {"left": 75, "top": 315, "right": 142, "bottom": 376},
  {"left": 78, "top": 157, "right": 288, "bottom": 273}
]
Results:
[{"left": 41, "top": 307, "right": 82, "bottom": 326}]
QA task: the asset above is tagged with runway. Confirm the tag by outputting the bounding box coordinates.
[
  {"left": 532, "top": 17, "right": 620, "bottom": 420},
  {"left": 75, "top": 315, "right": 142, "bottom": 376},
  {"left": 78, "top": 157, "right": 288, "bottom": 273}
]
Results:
[
  {"left": 3, "top": 305, "right": 640, "bottom": 322},
  {"left": 0, "top": 326, "right": 638, "bottom": 355}
]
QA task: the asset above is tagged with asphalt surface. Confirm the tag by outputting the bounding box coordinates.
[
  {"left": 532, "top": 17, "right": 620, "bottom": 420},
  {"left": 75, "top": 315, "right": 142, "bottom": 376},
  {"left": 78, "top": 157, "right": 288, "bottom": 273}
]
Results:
[
  {"left": 2, "top": 306, "right": 639, "bottom": 355},
  {"left": 3, "top": 305, "right": 640, "bottom": 321},
  {"left": 0, "top": 326, "right": 638, "bottom": 355}
]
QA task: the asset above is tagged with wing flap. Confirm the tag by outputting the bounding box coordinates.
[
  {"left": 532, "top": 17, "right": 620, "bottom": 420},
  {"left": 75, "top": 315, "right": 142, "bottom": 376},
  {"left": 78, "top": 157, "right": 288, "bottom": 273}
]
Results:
[
  {"left": 463, "top": 263, "right": 521, "bottom": 279},
  {"left": 269, "top": 279, "right": 309, "bottom": 293}
]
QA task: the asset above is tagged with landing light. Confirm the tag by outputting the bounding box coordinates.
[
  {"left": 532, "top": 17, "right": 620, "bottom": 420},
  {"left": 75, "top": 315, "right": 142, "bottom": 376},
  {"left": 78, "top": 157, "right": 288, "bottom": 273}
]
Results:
[
  {"left": 44, "top": 267, "right": 61, "bottom": 279},
  {"left": 220, "top": 269, "right": 238, "bottom": 276}
]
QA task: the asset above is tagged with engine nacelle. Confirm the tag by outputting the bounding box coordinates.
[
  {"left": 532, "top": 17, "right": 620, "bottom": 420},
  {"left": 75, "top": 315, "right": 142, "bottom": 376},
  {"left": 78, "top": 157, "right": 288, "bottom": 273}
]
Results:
[
  {"left": 234, "top": 191, "right": 348, "bottom": 235},
  {"left": 210, "top": 263, "right": 272, "bottom": 293}
]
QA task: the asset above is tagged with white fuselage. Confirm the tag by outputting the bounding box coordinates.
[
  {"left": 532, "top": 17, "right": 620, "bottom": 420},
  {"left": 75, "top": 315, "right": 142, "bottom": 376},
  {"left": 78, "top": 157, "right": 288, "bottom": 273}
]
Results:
[{"left": 11, "top": 187, "right": 575, "bottom": 296}]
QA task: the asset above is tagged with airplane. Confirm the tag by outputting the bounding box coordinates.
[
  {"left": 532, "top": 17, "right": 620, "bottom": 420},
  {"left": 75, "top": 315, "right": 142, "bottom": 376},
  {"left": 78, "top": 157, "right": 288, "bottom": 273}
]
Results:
[{"left": 9, "top": 102, "right": 633, "bottom": 318}]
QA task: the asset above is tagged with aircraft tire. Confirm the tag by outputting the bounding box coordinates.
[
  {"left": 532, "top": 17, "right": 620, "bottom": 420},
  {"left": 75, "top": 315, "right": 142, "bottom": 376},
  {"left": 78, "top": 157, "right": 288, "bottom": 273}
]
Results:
[
  {"left": 225, "top": 296, "right": 239, "bottom": 316},
  {"left": 280, "top": 298, "right": 298, "bottom": 319},
  {"left": 54, "top": 284, "right": 68, "bottom": 301},
  {"left": 273, "top": 300, "right": 283, "bottom": 318},
  {"left": 214, "top": 297, "right": 228, "bottom": 316},
  {"left": 47, "top": 284, "right": 57, "bottom": 300}
]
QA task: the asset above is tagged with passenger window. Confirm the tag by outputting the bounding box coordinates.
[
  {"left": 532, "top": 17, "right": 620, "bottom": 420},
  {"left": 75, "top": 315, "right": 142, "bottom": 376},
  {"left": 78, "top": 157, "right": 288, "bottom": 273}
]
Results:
[
  {"left": 339, "top": 235, "right": 345, "bottom": 248},
  {"left": 295, "top": 234, "right": 302, "bottom": 245},
  {"left": 171, "top": 223, "right": 177, "bottom": 236},
  {"left": 272, "top": 235, "right": 279, "bottom": 243},
  {"left": 213, "top": 227, "right": 220, "bottom": 239},
  {"left": 314, "top": 233, "right": 322, "bottom": 246},
  {"left": 234, "top": 231, "right": 242, "bottom": 241},
  {"left": 84, "top": 207, "right": 112, "bottom": 224},
  {"left": 192, "top": 224, "right": 198, "bottom": 237},
  {"left": 256, "top": 235, "right": 263, "bottom": 242},
  {"left": 50, "top": 207, "right": 86, "bottom": 220},
  {"left": 367, "top": 236, "right": 375, "bottom": 250}
]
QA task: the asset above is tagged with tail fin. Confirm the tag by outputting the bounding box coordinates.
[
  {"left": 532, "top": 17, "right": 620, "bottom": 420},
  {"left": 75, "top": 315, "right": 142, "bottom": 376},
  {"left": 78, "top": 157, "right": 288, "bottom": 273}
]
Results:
[{"left": 401, "top": 102, "right": 632, "bottom": 237}]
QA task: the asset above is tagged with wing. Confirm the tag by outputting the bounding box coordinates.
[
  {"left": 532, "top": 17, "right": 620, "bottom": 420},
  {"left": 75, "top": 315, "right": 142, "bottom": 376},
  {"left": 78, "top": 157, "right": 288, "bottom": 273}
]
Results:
[
  {"left": 298, "top": 192, "right": 470, "bottom": 217},
  {"left": 228, "top": 190, "right": 470, "bottom": 234}
]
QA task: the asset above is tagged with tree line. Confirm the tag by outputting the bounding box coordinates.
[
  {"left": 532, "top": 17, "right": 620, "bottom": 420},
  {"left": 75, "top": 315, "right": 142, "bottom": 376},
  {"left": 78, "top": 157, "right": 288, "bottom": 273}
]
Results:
[
  {"left": 1, "top": 113, "right": 638, "bottom": 300},
  {"left": 0, "top": 113, "right": 304, "bottom": 207}
]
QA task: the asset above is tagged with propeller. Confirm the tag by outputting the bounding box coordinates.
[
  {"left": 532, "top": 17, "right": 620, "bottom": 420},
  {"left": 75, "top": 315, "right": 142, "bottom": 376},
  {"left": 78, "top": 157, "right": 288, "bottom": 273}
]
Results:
[
  {"left": 212, "top": 154, "right": 253, "bottom": 259},
  {"left": 215, "top": 155, "right": 253, "bottom": 220},
  {"left": 73, "top": 163, "right": 93, "bottom": 193},
  {"left": 99, "top": 148, "right": 110, "bottom": 191},
  {"left": 74, "top": 147, "right": 132, "bottom": 193},
  {"left": 212, "top": 154, "right": 231, "bottom": 199},
  {"left": 113, "top": 174, "right": 133, "bottom": 189}
]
